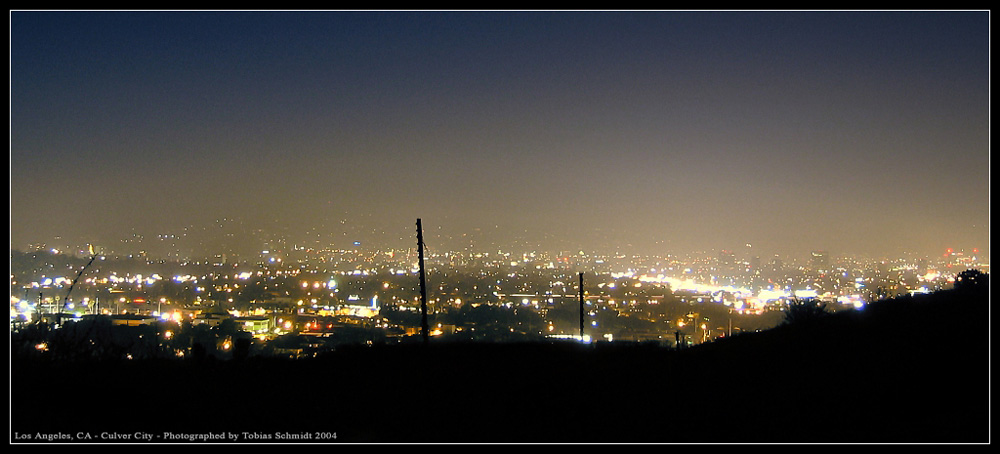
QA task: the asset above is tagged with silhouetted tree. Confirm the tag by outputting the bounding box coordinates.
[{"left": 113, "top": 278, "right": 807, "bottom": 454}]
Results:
[
  {"left": 190, "top": 342, "right": 207, "bottom": 362},
  {"left": 232, "top": 337, "right": 251, "bottom": 361},
  {"left": 217, "top": 318, "right": 240, "bottom": 338},
  {"left": 955, "top": 269, "right": 988, "bottom": 293},
  {"left": 782, "top": 297, "right": 828, "bottom": 325},
  {"left": 380, "top": 303, "right": 422, "bottom": 327},
  {"left": 188, "top": 324, "right": 218, "bottom": 360}
]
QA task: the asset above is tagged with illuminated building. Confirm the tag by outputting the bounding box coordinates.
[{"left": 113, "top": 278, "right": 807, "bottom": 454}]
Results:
[
  {"left": 810, "top": 251, "right": 829, "bottom": 272},
  {"left": 110, "top": 314, "right": 159, "bottom": 326}
]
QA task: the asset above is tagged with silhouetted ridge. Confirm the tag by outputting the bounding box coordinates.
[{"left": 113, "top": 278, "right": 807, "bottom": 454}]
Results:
[{"left": 11, "top": 287, "right": 988, "bottom": 443}]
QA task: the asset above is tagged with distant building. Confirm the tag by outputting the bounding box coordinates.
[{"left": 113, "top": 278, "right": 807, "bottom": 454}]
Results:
[
  {"left": 235, "top": 316, "right": 271, "bottom": 335},
  {"left": 110, "top": 314, "right": 159, "bottom": 326},
  {"left": 768, "top": 255, "right": 784, "bottom": 271},
  {"left": 750, "top": 255, "right": 761, "bottom": 272},
  {"left": 335, "top": 304, "right": 379, "bottom": 318},
  {"left": 192, "top": 313, "right": 229, "bottom": 327},
  {"left": 719, "top": 250, "right": 736, "bottom": 268},
  {"left": 40, "top": 313, "right": 83, "bottom": 325},
  {"left": 810, "top": 251, "right": 829, "bottom": 272}
]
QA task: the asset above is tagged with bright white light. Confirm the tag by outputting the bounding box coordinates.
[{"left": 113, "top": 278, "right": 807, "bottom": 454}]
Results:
[
  {"left": 546, "top": 334, "right": 591, "bottom": 343},
  {"left": 793, "top": 289, "right": 818, "bottom": 299},
  {"left": 757, "top": 289, "right": 790, "bottom": 302}
]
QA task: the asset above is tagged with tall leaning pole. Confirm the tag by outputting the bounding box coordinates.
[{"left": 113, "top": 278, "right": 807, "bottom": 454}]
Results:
[{"left": 416, "top": 219, "right": 429, "bottom": 346}]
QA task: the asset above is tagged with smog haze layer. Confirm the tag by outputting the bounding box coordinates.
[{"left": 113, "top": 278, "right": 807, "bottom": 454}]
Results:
[{"left": 10, "top": 11, "right": 990, "bottom": 260}]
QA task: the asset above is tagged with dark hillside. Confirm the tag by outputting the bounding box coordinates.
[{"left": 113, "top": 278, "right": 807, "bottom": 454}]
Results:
[{"left": 10, "top": 285, "right": 989, "bottom": 443}]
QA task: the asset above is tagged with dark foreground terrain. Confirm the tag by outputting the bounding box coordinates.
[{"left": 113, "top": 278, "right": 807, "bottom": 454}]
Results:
[{"left": 11, "top": 286, "right": 989, "bottom": 443}]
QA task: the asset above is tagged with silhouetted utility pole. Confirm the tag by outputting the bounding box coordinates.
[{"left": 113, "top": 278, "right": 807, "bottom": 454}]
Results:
[
  {"left": 416, "top": 219, "right": 429, "bottom": 345},
  {"left": 579, "top": 272, "right": 585, "bottom": 341}
]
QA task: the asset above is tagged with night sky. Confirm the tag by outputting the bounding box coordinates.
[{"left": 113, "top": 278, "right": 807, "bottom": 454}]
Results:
[{"left": 10, "top": 11, "right": 990, "bottom": 260}]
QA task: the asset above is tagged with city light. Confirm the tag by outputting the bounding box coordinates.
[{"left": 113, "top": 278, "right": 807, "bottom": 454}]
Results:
[{"left": 7, "top": 10, "right": 989, "bottom": 444}]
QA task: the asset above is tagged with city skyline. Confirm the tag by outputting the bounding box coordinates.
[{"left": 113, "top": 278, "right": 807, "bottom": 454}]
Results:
[
  {"left": 8, "top": 214, "right": 989, "bottom": 267},
  {"left": 10, "top": 10, "right": 991, "bottom": 261}
]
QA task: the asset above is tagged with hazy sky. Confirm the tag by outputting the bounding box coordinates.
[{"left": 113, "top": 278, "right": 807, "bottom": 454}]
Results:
[{"left": 10, "top": 10, "right": 990, "bottom": 259}]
